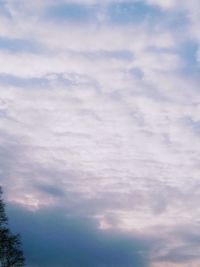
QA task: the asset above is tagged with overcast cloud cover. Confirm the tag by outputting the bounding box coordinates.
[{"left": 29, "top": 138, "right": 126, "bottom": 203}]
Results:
[{"left": 1, "top": 0, "right": 200, "bottom": 266}]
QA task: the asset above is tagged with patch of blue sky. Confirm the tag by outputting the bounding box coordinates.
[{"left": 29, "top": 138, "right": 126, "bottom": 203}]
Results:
[
  {"left": 155, "top": 9, "right": 188, "bottom": 32},
  {"left": 0, "top": 73, "right": 77, "bottom": 88},
  {"left": 0, "top": 0, "right": 11, "bottom": 18},
  {"left": 0, "top": 37, "right": 41, "bottom": 54},
  {"left": 179, "top": 41, "right": 200, "bottom": 74},
  {"left": 0, "top": 74, "right": 49, "bottom": 88},
  {"left": 107, "top": 2, "right": 162, "bottom": 25},
  {"left": 0, "top": 109, "right": 7, "bottom": 118},
  {"left": 146, "top": 45, "right": 177, "bottom": 54},
  {"left": 180, "top": 116, "right": 200, "bottom": 134},
  {"left": 128, "top": 67, "right": 144, "bottom": 80},
  {"left": 44, "top": 3, "right": 95, "bottom": 23}
]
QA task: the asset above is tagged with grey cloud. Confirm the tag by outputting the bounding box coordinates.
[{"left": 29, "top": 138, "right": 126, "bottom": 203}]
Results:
[
  {"left": 150, "top": 225, "right": 200, "bottom": 265},
  {"left": 35, "top": 183, "right": 66, "bottom": 198},
  {"left": 7, "top": 204, "right": 150, "bottom": 267},
  {"left": 157, "top": 247, "right": 199, "bottom": 263},
  {"left": 7, "top": 203, "right": 200, "bottom": 267}
]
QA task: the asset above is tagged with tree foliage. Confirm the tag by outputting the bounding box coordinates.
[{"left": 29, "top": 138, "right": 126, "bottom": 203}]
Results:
[{"left": 0, "top": 187, "right": 25, "bottom": 267}]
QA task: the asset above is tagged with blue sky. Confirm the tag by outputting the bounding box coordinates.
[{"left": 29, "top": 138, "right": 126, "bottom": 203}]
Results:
[{"left": 1, "top": 0, "right": 200, "bottom": 267}]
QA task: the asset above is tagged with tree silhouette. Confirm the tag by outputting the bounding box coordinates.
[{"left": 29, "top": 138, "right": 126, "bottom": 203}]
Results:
[{"left": 0, "top": 187, "right": 25, "bottom": 267}]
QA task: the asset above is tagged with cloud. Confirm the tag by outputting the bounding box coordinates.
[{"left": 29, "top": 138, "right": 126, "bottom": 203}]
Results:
[
  {"left": 145, "top": 0, "right": 178, "bottom": 9},
  {"left": 7, "top": 204, "right": 200, "bottom": 267},
  {"left": 7, "top": 204, "right": 150, "bottom": 267},
  {"left": 150, "top": 225, "right": 200, "bottom": 266},
  {"left": 0, "top": 0, "right": 200, "bottom": 266}
]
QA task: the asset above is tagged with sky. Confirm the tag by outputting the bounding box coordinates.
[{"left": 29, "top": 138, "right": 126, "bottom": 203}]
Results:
[{"left": 0, "top": 0, "right": 200, "bottom": 266}]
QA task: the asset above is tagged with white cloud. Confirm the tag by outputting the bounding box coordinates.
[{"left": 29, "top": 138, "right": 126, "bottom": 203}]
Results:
[
  {"left": 145, "top": 0, "right": 179, "bottom": 9},
  {"left": 0, "top": 1, "right": 200, "bottom": 266}
]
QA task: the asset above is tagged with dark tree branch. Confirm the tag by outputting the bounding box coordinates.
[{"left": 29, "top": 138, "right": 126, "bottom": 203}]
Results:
[{"left": 0, "top": 187, "right": 25, "bottom": 267}]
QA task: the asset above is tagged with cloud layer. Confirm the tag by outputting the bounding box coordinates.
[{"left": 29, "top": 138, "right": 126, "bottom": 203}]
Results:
[{"left": 1, "top": 0, "right": 200, "bottom": 266}]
